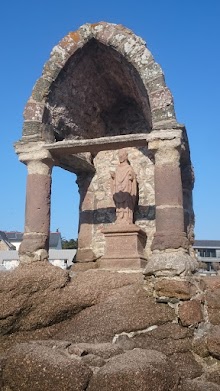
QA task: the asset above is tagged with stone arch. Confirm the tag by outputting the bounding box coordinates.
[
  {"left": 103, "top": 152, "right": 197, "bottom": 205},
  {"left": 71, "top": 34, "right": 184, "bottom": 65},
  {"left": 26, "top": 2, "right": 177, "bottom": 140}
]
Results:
[
  {"left": 22, "top": 22, "right": 176, "bottom": 141},
  {"left": 16, "top": 22, "right": 196, "bottom": 275},
  {"left": 43, "top": 38, "right": 152, "bottom": 142}
]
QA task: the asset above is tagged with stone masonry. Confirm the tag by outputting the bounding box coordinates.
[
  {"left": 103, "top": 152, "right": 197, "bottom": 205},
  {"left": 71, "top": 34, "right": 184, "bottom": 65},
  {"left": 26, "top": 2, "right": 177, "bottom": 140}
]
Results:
[{"left": 15, "top": 22, "right": 196, "bottom": 276}]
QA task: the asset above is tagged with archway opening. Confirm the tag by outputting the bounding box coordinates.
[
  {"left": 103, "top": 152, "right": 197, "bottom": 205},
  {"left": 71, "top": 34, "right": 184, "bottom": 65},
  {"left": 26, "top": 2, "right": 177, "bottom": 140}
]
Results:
[
  {"left": 51, "top": 167, "right": 79, "bottom": 243},
  {"left": 43, "top": 38, "right": 152, "bottom": 142}
]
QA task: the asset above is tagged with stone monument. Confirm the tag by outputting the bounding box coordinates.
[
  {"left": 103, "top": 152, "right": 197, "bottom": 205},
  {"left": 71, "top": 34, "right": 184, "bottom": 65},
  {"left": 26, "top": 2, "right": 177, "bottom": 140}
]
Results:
[
  {"left": 111, "top": 149, "right": 137, "bottom": 225},
  {"left": 99, "top": 149, "right": 147, "bottom": 270},
  {"left": 14, "top": 21, "right": 197, "bottom": 276}
]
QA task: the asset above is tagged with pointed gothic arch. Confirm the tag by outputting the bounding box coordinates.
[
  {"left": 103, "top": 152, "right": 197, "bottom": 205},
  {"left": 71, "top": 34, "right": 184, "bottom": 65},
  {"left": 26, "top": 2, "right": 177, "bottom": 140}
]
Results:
[{"left": 16, "top": 22, "right": 196, "bottom": 276}]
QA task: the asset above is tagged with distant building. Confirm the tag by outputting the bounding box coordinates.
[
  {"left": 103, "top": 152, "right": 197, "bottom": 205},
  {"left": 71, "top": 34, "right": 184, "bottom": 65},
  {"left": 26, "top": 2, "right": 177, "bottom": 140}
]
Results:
[
  {"left": 0, "top": 231, "right": 16, "bottom": 251},
  {"left": 193, "top": 240, "right": 220, "bottom": 273},
  {"left": 4, "top": 231, "right": 62, "bottom": 251},
  {"left": 0, "top": 230, "right": 74, "bottom": 271}
]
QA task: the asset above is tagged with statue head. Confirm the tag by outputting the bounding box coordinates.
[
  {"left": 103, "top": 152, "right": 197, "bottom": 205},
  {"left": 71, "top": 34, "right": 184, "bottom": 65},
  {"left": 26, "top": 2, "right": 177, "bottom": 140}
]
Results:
[{"left": 118, "top": 149, "right": 128, "bottom": 163}]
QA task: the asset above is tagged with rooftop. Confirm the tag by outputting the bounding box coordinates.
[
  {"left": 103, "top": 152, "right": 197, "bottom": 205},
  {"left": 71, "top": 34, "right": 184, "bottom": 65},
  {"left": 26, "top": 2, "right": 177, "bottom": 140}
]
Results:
[
  {"left": 3, "top": 231, "right": 62, "bottom": 248},
  {"left": 194, "top": 240, "right": 220, "bottom": 248}
]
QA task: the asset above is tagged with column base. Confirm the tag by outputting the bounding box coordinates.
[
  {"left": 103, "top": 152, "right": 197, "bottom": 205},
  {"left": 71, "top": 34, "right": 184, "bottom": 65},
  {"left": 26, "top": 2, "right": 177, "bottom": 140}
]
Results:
[
  {"left": 151, "top": 231, "right": 189, "bottom": 251},
  {"left": 18, "top": 233, "right": 49, "bottom": 263},
  {"left": 19, "top": 249, "right": 49, "bottom": 264},
  {"left": 75, "top": 248, "right": 97, "bottom": 263},
  {"left": 144, "top": 250, "right": 198, "bottom": 277},
  {"left": 99, "top": 223, "right": 147, "bottom": 270}
]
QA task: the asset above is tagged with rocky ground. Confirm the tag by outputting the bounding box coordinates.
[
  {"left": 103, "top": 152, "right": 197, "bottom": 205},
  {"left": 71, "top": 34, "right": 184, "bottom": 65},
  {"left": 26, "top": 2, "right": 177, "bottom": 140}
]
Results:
[{"left": 1, "top": 261, "right": 220, "bottom": 390}]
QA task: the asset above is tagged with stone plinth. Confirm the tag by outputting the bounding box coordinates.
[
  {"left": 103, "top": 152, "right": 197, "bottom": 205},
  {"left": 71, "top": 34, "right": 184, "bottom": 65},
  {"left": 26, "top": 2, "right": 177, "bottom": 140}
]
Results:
[{"left": 99, "top": 224, "right": 147, "bottom": 270}]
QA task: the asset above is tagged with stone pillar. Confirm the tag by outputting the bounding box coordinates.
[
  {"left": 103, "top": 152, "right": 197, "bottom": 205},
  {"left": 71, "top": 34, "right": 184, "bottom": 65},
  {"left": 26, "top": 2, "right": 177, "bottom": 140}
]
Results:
[
  {"left": 152, "top": 139, "right": 187, "bottom": 251},
  {"left": 18, "top": 158, "right": 53, "bottom": 263},
  {"left": 144, "top": 132, "right": 197, "bottom": 277},
  {"left": 181, "top": 164, "right": 195, "bottom": 256}
]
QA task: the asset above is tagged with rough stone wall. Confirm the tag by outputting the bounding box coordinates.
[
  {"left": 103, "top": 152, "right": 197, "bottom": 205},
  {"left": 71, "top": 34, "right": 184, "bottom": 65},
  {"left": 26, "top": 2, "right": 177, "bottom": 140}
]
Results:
[
  {"left": 147, "top": 274, "right": 220, "bottom": 335},
  {"left": 44, "top": 39, "right": 151, "bottom": 141},
  {"left": 80, "top": 147, "right": 155, "bottom": 259}
]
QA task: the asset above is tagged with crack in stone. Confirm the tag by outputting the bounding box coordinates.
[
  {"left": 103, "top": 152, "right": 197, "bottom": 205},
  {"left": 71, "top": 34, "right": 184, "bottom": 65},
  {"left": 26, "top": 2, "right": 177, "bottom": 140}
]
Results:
[{"left": 112, "top": 324, "right": 158, "bottom": 343}]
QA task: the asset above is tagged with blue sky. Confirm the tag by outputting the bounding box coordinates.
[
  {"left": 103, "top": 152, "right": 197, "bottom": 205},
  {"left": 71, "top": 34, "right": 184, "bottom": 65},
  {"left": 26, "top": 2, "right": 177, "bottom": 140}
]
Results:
[{"left": 1, "top": 0, "right": 220, "bottom": 240}]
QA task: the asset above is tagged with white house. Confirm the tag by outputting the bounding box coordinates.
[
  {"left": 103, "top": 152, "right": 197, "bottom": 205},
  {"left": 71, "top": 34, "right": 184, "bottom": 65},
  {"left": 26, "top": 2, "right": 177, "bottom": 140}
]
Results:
[
  {"left": 5, "top": 231, "right": 62, "bottom": 250},
  {"left": 0, "top": 231, "right": 76, "bottom": 270}
]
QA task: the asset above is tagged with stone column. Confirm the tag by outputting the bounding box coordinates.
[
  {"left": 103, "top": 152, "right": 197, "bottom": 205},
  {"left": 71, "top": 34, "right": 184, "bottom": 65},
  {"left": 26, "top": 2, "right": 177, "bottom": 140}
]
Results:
[
  {"left": 144, "top": 131, "right": 197, "bottom": 277},
  {"left": 152, "top": 138, "right": 187, "bottom": 251},
  {"left": 181, "top": 164, "right": 195, "bottom": 256},
  {"left": 18, "top": 159, "right": 53, "bottom": 263}
]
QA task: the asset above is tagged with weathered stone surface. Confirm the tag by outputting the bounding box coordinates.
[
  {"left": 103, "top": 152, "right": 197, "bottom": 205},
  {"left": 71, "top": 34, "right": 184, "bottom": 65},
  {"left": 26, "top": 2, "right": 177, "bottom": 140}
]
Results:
[
  {"left": 54, "top": 284, "right": 175, "bottom": 343},
  {"left": 1, "top": 262, "right": 219, "bottom": 390},
  {"left": 206, "top": 370, "right": 220, "bottom": 386},
  {"left": 155, "top": 208, "right": 185, "bottom": 233},
  {"left": 0, "top": 262, "right": 69, "bottom": 333},
  {"left": 8, "top": 20, "right": 200, "bottom": 389},
  {"left": 0, "top": 266, "right": 143, "bottom": 334},
  {"left": 22, "top": 121, "right": 42, "bottom": 138},
  {"left": 169, "top": 352, "right": 203, "bottom": 379},
  {"left": 32, "top": 77, "right": 52, "bottom": 102},
  {"left": 179, "top": 379, "right": 220, "bottom": 391},
  {"left": 23, "top": 101, "right": 45, "bottom": 122},
  {"left": 151, "top": 231, "right": 189, "bottom": 251},
  {"left": 116, "top": 334, "right": 192, "bottom": 356},
  {"left": 150, "top": 88, "right": 173, "bottom": 111},
  {"left": 115, "top": 323, "right": 193, "bottom": 355},
  {"left": 144, "top": 251, "right": 197, "bottom": 277},
  {"left": 155, "top": 164, "right": 183, "bottom": 207},
  {"left": 17, "top": 21, "right": 195, "bottom": 265},
  {"left": 91, "top": 147, "right": 155, "bottom": 259},
  {"left": 2, "top": 342, "right": 92, "bottom": 391},
  {"left": 206, "top": 288, "right": 220, "bottom": 324},
  {"left": 152, "top": 104, "right": 176, "bottom": 123},
  {"left": 68, "top": 342, "right": 123, "bottom": 359},
  {"left": 207, "top": 326, "right": 220, "bottom": 359},
  {"left": 154, "top": 278, "right": 192, "bottom": 299},
  {"left": 192, "top": 335, "right": 209, "bottom": 358},
  {"left": 100, "top": 224, "right": 147, "bottom": 270},
  {"left": 71, "top": 261, "right": 98, "bottom": 271},
  {"left": 69, "top": 269, "right": 144, "bottom": 305},
  {"left": 25, "top": 173, "right": 51, "bottom": 234},
  {"left": 0, "top": 357, "right": 3, "bottom": 390},
  {"left": 207, "top": 309, "right": 220, "bottom": 325},
  {"left": 202, "top": 276, "right": 220, "bottom": 290},
  {"left": 206, "top": 290, "right": 220, "bottom": 309},
  {"left": 87, "top": 348, "right": 179, "bottom": 391},
  {"left": 75, "top": 248, "right": 97, "bottom": 263},
  {"left": 178, "top": 300, "right": 203, "bottom": 326},
  {"left": 147, "top": 322, "right": 193, "bottom": 340},
  {"left": 17, "top": 22, "right": 194, "bottom": 263},
  {"left": 81, "top": 353, "right": 106, "bottom": 367}
]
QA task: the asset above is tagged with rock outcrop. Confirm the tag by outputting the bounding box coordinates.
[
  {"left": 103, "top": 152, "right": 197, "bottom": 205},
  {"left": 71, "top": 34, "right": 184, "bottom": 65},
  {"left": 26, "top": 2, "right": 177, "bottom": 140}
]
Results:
[{"left": 1, "top": 262, "right": 220, "bottom": 390}]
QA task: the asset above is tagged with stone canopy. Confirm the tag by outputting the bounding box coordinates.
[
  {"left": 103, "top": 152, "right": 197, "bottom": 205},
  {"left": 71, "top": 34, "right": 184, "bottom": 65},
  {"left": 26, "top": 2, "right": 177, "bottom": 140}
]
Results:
[{"left": 15, "top": 22, "right": 196, "bottom": 276}]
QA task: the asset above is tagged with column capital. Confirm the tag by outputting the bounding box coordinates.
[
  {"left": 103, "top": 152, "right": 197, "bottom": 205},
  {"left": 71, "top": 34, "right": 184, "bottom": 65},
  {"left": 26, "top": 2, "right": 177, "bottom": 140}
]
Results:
[
  {"left": 148, "top": 128, "right": 182, "bottom": 140},
  {"left": 147, "top": 129, "right": 184, "bottom": 166},
  {"left": 148, "top": 129, "right": 182, "bottom": 151},
  {"left": 14, "top": 141, "right": 55, "bottom": 174}
]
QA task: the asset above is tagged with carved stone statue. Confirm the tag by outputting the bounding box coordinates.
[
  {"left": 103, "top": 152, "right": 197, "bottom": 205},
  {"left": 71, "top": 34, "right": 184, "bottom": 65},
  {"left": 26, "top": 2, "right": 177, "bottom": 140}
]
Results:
[{"left": 111, "top": 149, "right": 137, "bottom": 224}]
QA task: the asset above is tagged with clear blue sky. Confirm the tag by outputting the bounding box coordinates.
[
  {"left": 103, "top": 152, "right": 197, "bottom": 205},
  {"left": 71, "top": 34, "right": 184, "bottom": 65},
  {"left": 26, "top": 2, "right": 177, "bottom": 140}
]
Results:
[{"left": 1, "top": 0, "right": 220, "bottom": 240}]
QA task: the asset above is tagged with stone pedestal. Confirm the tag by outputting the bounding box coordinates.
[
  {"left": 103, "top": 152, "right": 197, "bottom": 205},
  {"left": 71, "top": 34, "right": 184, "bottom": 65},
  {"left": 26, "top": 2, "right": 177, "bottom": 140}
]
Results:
[{"left": 99, "top": 224, "right": 147, "bottom": 270}]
